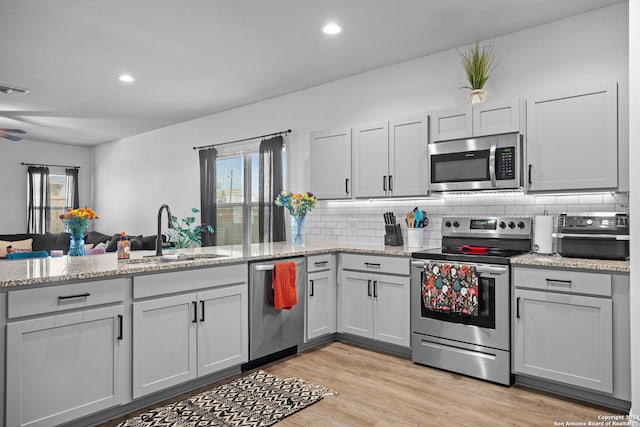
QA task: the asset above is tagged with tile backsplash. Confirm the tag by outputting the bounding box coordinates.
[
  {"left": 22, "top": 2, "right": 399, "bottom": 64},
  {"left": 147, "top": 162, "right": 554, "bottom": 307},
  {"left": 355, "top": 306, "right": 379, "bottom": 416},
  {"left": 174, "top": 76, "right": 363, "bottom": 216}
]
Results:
[{"left": 305, "top": 192, "right": 628, "bottom": 249}]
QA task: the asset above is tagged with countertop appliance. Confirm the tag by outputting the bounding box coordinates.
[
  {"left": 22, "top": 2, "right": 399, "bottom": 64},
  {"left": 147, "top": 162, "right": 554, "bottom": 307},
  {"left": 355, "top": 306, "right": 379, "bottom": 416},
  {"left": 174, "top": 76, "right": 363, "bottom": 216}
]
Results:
[
  {"left": 410, "top": 215, "right": 532, "bottom": 385},
  {"left": 428, "top": 133, "right": 523, "bottom": 192},
  {"left": 555, "top": 212, "right": 629, "bottom": 260},
  {"left": 247, "top": 258, "right": 305, "bottom": 366}
]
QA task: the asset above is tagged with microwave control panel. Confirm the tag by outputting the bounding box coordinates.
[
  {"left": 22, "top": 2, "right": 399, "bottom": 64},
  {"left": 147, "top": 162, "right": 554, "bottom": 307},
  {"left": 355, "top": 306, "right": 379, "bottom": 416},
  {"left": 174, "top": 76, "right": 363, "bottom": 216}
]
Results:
[{"left": 496, "top": 147, "right": 516, "bottom": 180}]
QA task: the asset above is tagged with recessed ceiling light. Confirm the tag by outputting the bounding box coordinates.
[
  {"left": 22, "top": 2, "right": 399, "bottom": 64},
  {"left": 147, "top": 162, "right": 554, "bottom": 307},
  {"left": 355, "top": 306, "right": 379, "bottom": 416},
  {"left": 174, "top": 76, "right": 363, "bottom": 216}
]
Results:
[
  {"left": 118, "top": 74, "right": 135, "bottom": 83},
  {"left": 322, "top": 23, "right": 341, "bottom": 35}
]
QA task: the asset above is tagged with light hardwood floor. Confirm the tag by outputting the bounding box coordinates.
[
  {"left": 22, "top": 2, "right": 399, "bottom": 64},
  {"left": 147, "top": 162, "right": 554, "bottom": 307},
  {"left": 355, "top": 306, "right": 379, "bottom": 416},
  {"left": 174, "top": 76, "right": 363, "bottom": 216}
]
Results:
[{"left": 103, "top": 342, "right": 623, "bottom": 427}]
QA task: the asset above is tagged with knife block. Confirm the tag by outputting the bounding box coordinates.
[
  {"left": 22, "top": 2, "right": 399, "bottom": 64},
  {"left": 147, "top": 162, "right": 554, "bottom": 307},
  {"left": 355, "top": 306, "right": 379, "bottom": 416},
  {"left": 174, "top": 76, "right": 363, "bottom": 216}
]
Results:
[{"left": 384, "top": 224, "right": 403, "bottom": 246}]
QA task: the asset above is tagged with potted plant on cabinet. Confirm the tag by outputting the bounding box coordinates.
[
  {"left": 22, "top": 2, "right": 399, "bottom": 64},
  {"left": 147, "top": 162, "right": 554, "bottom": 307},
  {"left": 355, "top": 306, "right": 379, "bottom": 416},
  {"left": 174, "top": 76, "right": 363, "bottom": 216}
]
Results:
[{"left": 459, "top": 36, "right": 498, "bottom": 103}]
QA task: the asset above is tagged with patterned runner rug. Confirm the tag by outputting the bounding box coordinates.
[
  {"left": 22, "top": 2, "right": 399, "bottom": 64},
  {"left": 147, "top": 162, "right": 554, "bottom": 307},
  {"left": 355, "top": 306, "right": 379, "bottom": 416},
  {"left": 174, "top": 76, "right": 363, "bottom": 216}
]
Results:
[{"left": 116, "top": 370, "right": 337, "bottom": 426}]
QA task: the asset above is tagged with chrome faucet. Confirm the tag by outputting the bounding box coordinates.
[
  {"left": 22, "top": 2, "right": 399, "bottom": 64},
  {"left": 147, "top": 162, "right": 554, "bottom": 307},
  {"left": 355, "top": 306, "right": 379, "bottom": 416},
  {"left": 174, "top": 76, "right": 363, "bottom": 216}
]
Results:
[{"left": 156, "top": 204, "right": 173, "bottom": 256}]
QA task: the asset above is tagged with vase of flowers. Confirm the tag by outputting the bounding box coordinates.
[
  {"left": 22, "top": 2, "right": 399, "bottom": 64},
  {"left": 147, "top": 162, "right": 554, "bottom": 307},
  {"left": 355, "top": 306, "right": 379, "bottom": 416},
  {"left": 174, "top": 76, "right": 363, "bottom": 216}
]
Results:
[
  {"left": 60, "top": 207, "right": 99, "bottom": 256},
  {"left": 274, "top": 191, "right": 317, "bottom": 247}
]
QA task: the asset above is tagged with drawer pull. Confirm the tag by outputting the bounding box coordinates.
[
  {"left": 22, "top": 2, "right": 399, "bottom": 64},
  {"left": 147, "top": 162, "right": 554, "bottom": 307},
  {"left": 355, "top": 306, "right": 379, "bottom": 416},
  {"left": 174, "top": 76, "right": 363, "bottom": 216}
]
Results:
[
  {"left": 58, "top": 292, "right": 90, "bottom": 301},
  {"left": 546, "top": 279, "right": 572, "bottom": 287},
  {"left": 314, "top": 261, "right": 328, "bottom": 266},
  {"left": 364, "top": 262, "right": 381, "bottom": 268}
]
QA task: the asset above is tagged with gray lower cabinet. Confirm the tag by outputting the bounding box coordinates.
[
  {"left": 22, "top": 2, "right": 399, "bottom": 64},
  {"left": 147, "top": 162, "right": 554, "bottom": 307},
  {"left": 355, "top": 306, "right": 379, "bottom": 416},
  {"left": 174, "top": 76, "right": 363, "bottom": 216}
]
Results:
[
  {"left": 132, "top": 265, "right": 248, "bottom": 399},
  {"left": 513, "top": 266, "right": 630, "bottom": 401},
  {"left": 339, "top": 254, "right": 410, "bottom": 347},
  {"left": 306, "top": 254, "right": 336, "bottom": 341},
  {"left": 5, "top": 279, "right": 128, "bottom": 427}
]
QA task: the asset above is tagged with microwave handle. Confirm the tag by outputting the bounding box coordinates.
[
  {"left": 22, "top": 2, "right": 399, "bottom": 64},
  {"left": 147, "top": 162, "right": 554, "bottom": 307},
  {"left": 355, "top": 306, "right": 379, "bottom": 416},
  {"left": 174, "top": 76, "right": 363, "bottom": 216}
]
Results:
[{"left": 489, "top": 141, "right": 497, "bottom": 187}]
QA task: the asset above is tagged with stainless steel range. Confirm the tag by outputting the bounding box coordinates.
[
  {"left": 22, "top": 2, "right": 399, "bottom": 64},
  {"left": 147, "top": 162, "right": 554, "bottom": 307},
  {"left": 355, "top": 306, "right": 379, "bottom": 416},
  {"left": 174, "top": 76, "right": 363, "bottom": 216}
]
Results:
[{"left": 410, "top": 216, "right": 532, "bottom": 385}]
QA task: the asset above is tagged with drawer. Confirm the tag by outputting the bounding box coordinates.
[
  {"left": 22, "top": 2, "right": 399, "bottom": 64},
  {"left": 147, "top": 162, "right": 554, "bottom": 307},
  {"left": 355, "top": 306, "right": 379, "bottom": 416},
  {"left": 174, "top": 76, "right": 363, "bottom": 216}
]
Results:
[
  {"left": 307, "top": 254, "right": 335, "bottom": 273},
  {"left": 513, "top": 267, "right": 611, "bottom": 297},
  {"left": 133, "top": 263, "right": 248, "bottom": 299},
  {"left": 340, "top": 253, "right": 409, "bottom": 276},
  {"left": 8, "top": 278, "right": 127, "bottom": 319}
]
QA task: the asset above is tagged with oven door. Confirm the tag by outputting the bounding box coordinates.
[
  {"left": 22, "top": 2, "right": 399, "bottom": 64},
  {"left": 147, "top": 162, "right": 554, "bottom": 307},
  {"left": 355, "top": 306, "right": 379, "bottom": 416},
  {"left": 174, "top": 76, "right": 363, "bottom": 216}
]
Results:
[{"left": 411, "top": 260, "right": 510, "bottom": 351}]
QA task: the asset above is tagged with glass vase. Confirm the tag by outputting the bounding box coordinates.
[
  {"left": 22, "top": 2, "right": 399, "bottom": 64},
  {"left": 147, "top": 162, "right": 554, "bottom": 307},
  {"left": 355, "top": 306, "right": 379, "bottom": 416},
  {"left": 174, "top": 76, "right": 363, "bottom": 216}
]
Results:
[
  {"left": 291, "top": 215, "right": 306, "bottom": 247},
  {"left": 69, "top": 235, "right": 85, "bottom": 257}
]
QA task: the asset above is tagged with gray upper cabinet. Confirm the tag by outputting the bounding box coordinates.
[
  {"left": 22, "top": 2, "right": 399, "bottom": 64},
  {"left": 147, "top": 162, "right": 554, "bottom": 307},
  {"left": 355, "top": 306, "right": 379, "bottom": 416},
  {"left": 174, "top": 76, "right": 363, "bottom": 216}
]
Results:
[
  {"left": 310, "top": 128, "right": 352, "bottom": 199},
  {"left": 353, "top": 122, "right": 389, "bottom": 198},
  {"left": 389, "top": 114, "right": 429, "bottom": 197},
  {"left": 353, "top": 114, "right": 429, "bottom": 198},
  {"left": 431, "top": 99, "right": 524, "bottom": 142},
  {"left": 526, "top": 83, "right": 618, "bottom": 192}
]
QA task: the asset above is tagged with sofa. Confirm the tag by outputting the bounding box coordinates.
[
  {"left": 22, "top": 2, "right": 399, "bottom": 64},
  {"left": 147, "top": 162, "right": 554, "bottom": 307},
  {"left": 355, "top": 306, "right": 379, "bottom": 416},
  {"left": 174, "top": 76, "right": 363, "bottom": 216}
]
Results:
[{"left": 0, "top": 231, "right": 161, "bottom": 258}]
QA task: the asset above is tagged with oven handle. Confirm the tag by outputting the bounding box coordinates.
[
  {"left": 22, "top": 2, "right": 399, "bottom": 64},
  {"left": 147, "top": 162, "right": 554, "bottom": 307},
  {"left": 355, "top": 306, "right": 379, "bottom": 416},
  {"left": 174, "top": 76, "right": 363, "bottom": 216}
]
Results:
[
  {"left": 489, "top": 141, "right": 497, "bottom": 187},
  {"left": 411, "top": 261, "right": 507, "bottom": 275},
  {"left": 552, "top": 233, "right": 630, "bottom": 241}
]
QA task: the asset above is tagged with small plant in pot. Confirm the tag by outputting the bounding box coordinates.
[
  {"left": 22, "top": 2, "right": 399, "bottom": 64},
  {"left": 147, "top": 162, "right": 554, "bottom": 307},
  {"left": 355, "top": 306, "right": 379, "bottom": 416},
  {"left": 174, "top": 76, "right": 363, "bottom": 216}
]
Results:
[
  {"left": 167, "top": 208, "right": 214, "bottom": 248},
  {"left": 459, "top": 36, "right": 498, "bottom": 103}
]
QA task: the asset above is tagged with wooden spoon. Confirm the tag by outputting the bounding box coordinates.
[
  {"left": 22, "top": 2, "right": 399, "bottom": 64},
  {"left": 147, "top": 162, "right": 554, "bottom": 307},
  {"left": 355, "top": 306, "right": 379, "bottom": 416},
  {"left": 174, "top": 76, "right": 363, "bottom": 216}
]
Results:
[{"left": 406, "top": 211, "right": 415, "bottom": 228}]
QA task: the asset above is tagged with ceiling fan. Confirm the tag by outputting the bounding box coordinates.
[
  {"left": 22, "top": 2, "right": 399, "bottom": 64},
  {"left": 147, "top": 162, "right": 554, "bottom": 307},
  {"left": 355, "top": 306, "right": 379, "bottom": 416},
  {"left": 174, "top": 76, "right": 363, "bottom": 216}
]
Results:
[{"left": 0, "top": 128, "right": 26, "bottom": 142}]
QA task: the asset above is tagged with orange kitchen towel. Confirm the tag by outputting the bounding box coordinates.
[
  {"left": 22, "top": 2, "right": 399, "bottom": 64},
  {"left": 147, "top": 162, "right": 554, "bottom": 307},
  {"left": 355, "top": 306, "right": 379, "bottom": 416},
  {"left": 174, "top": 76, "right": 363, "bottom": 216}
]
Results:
[{"left": 273, "top": 261, "right": 297, "bottom": 310}]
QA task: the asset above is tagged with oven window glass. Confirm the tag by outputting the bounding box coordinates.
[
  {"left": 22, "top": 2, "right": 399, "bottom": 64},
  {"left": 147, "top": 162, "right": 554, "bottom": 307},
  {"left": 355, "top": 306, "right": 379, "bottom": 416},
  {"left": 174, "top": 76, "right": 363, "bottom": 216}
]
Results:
[
  {"left": 421, "top": 274, "right": 496, "bottom": 329},
  {"left": 431, "top": 150, "right": 490, "bottom": 183}
]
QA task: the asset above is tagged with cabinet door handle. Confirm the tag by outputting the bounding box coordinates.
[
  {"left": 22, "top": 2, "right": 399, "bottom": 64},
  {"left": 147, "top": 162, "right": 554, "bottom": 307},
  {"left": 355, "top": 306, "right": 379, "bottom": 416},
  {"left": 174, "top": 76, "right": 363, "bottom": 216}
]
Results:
[
  {"left": 200, "top": 300, "right": 205, "bottom": 322},
  {"left": 388, "top": 175, "right": 393, "bottom": 191},
  {"left": 310, "top": 279, "right": 315, "bottom": 297},
  {"left": 192, "top": 301, "right": 198, "bottom": 323},
  {"left": 516, "top": 297, "right": 520, "bottom": 319},
  {"left": 367, "top": 280, "right": 372, "bottom": 297},
  {"left": 383, "top": 175, "right": 387, "bottom": 191},
  {"left": 373, "top": 280, "right": 378, "bottom": 298},
  {"left": 117, "top": 314, "right": 123, "bottom": 340},
  {"left": 58, "top": 292, "right": 90, "bottom": 301},
  {"left": 528, "top": 164, "right": 532, "bottom": 185},
  {"left": 345, "top": 178, "right": 349, "bottom": 195}
]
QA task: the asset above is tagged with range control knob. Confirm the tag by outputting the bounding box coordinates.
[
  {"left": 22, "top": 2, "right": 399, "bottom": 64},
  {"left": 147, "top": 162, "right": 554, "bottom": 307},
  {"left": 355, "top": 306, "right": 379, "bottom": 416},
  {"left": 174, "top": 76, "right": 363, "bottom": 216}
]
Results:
[
  {"left": 508, "top": 221, "right": 516, "bottom": 229},
  {"left": 453, "top": 221, "right": 460, "bottom": 228},
  {"left": 517, "top": 221, "right": 526, "bottom": 229},
  {"left": 586, "top": 219, "right": 594, "bottom": 225},
  {"left": 445, "top": 221, "right": 452, "bottom": 228},
  {"left": 499, "top": 221, "right": 507, "bottom": 229}
]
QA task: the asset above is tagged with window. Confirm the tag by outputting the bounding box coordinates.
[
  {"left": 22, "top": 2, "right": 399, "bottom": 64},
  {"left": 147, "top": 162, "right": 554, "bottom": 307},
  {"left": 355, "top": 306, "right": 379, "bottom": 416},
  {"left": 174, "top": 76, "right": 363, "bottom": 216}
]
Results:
[
  {"left": 215, "top": 153, "right": 258, "bottom": 245},
  {"left": 49, "top": 174, "right": 67, "bottom": 233},
  {"left": 214, "top": 149, "right": 286, "bottom": 246}
]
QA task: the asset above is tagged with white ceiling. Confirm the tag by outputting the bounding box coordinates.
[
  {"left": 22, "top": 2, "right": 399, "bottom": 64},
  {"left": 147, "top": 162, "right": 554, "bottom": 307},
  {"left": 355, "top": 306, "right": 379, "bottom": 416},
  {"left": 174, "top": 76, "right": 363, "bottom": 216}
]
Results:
[{"left": 0, "top": 0, "right": 625, "bottom": 146}]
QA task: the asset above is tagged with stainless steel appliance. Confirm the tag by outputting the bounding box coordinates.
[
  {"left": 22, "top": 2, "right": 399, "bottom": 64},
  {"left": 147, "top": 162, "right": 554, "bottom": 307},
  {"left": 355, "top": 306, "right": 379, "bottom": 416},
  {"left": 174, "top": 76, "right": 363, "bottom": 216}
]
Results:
[
  {"left": 555, "top": 212, "right": 629, "bottom": 260},
  {"left": 411, "top": 216, "right": 532, "bottom": 385},
  {"left": 248, "top": 258, "right": 305, "bottom": 363},
  {"left": 428, "top": 133, "right": 523, "bottom": 191}
]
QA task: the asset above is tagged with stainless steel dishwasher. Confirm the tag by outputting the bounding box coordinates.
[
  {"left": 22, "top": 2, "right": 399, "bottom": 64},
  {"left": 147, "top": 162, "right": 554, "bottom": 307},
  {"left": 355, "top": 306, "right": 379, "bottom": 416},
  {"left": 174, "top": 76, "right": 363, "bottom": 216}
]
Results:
[{"left": 248, "top": 257, "right": 306, "bottom": 363}]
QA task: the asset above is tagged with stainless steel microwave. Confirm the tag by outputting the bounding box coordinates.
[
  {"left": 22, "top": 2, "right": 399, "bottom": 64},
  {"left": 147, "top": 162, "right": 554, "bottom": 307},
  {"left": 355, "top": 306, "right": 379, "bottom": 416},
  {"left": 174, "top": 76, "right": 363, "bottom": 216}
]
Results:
[{"left": 428, "top": 133, "right": 523, "bottom": 191}]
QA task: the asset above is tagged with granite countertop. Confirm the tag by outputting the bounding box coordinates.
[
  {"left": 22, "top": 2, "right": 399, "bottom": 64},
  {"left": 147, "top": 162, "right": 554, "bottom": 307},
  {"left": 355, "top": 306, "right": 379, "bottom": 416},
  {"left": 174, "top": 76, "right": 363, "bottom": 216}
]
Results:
[
  {"left": 511, "top": 253, "right": 630, "bottom": 273},
  {"left": 0, "top": 242, "right": 414, "bottom": 289}
]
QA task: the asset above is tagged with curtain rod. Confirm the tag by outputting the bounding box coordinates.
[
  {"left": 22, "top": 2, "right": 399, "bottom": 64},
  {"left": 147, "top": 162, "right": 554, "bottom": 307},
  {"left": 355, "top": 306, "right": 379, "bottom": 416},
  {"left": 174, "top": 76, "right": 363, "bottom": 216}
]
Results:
[
  {"left": 192, "top": 129, "right": 291, "bottom": 151},
  {"left": 21, "top": 162, "right": 80, "bottom": 169}
]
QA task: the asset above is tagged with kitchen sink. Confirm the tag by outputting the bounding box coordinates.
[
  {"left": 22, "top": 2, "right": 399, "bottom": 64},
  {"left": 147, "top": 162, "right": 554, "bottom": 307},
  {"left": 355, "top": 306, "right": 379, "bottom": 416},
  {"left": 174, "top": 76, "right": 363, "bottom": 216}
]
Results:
[{"left": 125, "top": 253, "right": 228, "bottom": 265}]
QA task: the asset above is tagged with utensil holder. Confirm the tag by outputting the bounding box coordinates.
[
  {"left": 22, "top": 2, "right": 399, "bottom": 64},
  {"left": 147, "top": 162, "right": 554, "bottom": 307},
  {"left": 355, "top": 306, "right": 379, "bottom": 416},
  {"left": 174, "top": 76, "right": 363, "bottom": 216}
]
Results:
[
  {"left": 407, "top": 228, "right": 424, "bottom": 248},
  {"left": 384, "top": 224, "right": 403, "bottom": 246}
]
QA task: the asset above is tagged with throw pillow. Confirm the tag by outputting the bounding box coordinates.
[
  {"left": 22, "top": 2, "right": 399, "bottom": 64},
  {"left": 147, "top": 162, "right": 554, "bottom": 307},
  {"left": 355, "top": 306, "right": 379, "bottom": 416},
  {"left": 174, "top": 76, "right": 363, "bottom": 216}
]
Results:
[
  {"left": 129, "top": 235, "right": 144, "bottom": 251},
  {"left": 0, "top": 238, "right": 33, "bottom": 258},
  {"left": 106, "top": 234, "right": 120, "bottom": 252},
  {"left": 84, "top": 231, "right": 112, "bottom": 247}
]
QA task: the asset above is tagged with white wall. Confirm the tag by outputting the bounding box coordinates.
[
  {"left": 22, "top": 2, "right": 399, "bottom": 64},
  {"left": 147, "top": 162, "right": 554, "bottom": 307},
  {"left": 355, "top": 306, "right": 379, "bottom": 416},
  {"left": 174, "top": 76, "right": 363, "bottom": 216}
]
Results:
[
  {"left": 0, "top": 140, "right": 93, "bottom": 234},
  {"left": 628, "top": 0, "right": 639, "bottom": 419},
  {"left": 93, "top": 4, "right": 628, "bottom": 236}
]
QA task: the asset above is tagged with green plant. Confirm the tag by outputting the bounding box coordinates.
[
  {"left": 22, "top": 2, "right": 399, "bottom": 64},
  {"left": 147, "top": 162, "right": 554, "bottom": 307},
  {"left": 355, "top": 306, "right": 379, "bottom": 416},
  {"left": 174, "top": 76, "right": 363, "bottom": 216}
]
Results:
[
  {"left": 168, "top": 207, "right": 214, "bottom": 248},
  {"left": 459, "top": 37, "right": 498, "bottom": 90}
]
